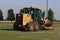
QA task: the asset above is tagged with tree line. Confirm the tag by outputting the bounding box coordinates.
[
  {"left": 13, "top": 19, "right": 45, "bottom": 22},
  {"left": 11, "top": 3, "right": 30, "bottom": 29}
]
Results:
[
  {"left": 0, "top": 8, "right": 54, "bottom": 22},
  {"left": 0, "top": 9, "right": 15, "bottom": 20}
]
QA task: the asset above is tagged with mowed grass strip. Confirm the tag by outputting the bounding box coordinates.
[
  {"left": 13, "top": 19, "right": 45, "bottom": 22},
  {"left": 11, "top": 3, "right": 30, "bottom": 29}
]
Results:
[{"left": 0, "top": 22, "right": 60, "bottom": 40}]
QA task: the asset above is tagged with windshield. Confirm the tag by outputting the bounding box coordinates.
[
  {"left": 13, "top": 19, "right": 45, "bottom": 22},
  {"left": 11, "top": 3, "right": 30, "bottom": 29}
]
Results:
[{"left": 29, "top": 10, "right": 33, "bottom": 15}]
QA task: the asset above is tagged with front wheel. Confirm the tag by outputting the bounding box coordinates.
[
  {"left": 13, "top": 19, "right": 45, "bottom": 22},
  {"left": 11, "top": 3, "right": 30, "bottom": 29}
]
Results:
[
  {"left": 34, "top": 23, "right": 40, "bottom": 31},
  {"left": 27, "top": 22, "right": 34, "bottom": 31}
]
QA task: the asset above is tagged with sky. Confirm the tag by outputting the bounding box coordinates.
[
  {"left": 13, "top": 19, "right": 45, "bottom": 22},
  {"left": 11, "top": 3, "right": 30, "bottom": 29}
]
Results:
[{"left": 0, "top": 0, "right": 60, "bottom": 20}]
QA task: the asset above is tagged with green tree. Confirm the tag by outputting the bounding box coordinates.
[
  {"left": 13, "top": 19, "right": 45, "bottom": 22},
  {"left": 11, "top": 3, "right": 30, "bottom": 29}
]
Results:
[
  {"left": 0, "top": 9, "right": 3, "bottom": 20},
  {"left": 48, "top": 8, "right": 54, "bottom": 22},
  {"left": 20, "top": 9, "right": 24, "bottom": 13},
  {"left": 7, "top": 9, "right": 15, "bottom": 20}
]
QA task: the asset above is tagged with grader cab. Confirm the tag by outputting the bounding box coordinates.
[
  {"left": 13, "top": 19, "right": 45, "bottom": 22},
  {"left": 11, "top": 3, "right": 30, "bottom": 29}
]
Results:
[{"left": 13, "top": 7, "right": 54, "bottom": 31}]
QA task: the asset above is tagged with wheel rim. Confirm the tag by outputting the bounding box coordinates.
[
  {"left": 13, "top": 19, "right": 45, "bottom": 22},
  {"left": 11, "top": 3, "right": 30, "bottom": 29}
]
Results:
[
  {"left": 30, "top": 24, "right": 34, "bottom": 31},
  {"left": 35, "top": 24, "right": 39, "bottom": 31}
]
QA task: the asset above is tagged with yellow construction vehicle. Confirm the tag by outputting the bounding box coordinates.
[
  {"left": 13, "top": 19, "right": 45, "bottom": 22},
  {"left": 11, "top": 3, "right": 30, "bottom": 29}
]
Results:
[{"left": 13, "top": 7, "right": 54, "bottom": 31}]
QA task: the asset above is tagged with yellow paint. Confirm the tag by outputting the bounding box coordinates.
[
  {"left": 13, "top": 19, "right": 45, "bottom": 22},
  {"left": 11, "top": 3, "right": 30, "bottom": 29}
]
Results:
[
  {"left": 44, "top": 18, "right": 49, "bottom": 24},
  {"left": 44, "top": 18, "right": 54, "bottom": 30},
  {"left": 23, "top": 13, "right": 33, "bottom": 25},
  {"left": 35, "top": 24, "right": 39, "bottom": 30}
]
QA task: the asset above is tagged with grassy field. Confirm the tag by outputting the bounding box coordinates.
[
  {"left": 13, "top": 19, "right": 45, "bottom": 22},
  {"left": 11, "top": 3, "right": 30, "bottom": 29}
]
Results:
[{"left": 0, "top": 22, "right": 60, "bottom": 40}]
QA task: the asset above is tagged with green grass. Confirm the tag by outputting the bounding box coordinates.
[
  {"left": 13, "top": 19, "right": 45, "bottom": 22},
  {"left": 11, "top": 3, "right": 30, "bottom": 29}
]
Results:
[
  {"left": 0, "top": 22, "right": 13, "bottom": 30},
  {"left": 0, "top": 22, "right": 60, "bottom": 40},
  {"left": 54, "top": 24, "right": 60, "bottom": 30}
]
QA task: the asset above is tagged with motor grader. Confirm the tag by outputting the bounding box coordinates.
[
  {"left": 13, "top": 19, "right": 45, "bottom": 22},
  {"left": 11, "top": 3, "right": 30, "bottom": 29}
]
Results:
[{"left": 13, "top": 7, "right": 54, "bottom": 31}]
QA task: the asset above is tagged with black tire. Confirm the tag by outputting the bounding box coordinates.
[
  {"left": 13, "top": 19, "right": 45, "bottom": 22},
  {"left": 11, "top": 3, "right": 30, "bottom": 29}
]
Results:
[
  {"left": 34, "top": 22, "right": 40, "bottom": 31},
  {"left": 27, "top": 22, "right": 34, "bottom": 31},
  {"left": 13, "top": 22, "right": 18, "bottom": 30}
]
